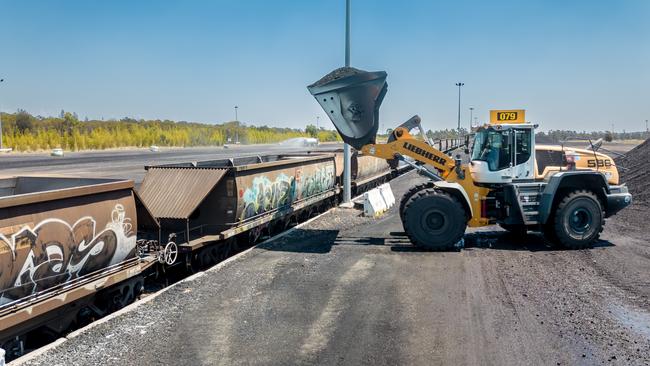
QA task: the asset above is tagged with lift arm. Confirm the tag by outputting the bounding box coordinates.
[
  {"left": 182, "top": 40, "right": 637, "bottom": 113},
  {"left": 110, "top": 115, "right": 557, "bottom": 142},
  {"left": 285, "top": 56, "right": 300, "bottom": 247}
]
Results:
[{"left": 360, "top": 118, "right": 458, "bottom": 179}]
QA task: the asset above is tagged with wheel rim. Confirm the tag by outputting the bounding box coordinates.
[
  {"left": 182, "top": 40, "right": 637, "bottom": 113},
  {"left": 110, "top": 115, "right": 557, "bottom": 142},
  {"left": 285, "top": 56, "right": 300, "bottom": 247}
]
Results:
[
  {"left": 421, "top": 209, "right": 448, "bottom": 234},
  {"left": 569, "top": 207, "right": 592, "bottom": 234}
]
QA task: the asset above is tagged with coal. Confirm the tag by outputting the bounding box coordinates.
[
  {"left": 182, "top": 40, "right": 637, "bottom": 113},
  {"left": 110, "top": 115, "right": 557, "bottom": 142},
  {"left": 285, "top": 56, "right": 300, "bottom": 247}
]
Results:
[
  {"left": 309, "top": 66, "right": 366, "bottom": 88},
  {"left": 615, "top": 138, "right": 650, "bottom": 205}
]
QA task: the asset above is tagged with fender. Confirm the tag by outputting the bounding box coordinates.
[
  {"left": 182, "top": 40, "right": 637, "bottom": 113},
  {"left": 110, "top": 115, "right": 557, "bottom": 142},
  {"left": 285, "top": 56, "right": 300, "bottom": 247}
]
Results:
[
  {"left": 432, "top": 181, "right": 473, "bottom": 219},
  {"left": 538, "top": 171, "right": 609, "bottom": 224}
]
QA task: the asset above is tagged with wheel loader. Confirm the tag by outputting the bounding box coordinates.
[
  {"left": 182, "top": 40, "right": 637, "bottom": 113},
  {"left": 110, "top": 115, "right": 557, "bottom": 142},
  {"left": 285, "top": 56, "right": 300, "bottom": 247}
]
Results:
[{"left": 308, "top": 67, "right": 632, "bottom": 250}]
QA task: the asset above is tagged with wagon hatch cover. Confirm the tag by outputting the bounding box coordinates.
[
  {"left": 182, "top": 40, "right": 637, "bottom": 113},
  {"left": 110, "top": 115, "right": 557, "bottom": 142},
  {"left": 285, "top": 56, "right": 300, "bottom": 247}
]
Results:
[{"left": 138, "top": 168, "right": 228, "bottom": 219}]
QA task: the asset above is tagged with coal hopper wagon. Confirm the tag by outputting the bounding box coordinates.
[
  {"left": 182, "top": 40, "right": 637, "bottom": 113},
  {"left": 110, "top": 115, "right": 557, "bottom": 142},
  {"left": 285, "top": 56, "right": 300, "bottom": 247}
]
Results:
[{"left": 0, "top": 150, "right": 410, "bottom": 361}]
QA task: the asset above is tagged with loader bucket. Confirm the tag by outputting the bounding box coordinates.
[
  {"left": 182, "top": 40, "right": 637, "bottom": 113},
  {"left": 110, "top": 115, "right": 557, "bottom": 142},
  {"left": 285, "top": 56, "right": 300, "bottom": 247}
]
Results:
[{"left": 308, "top": 67, "right": 387, "bottom": 150}]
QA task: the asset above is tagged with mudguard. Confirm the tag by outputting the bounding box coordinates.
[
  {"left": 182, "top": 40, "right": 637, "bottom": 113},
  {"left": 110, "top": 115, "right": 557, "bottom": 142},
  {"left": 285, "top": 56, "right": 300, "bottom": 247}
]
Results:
[{"left": 538, "top": 171, "right": 610, "bottom": 224}]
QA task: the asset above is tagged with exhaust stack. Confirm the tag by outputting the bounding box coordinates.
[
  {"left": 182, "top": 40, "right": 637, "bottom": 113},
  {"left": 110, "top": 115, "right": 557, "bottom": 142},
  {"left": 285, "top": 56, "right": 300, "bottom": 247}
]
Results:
[{"left": 307, "top": 67, "right": 387, "bottom": 150}]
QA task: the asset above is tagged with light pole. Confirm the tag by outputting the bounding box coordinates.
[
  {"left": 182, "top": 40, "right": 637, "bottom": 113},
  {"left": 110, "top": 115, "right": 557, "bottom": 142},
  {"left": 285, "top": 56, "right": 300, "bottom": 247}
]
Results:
[
  {"left": 646, "top": 119, "right": 648, "bottom": 133},
  {"left": 469, "top": 107, "right": 474, "bottom": 130},
  {"left": 234, "top": 105, "right": 238, "bottom": 122},
  {"left": 455, "top": 82, "right": 464, "bottom": 132},
  {"left": 0, "top": 78, "right": 3, "bottom": 149},
  {"left": 316, "top": 116, "right": 320, "bottom": 130},
  {"left": 342, "top": 0, "right": 352, "bottom": 205}
]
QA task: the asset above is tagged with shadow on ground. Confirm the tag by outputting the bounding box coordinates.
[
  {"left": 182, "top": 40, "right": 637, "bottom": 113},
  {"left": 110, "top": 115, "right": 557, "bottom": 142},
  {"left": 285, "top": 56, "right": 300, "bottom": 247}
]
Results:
[{"left": 258, "top": 228, "right": 614, "bottom": 254}]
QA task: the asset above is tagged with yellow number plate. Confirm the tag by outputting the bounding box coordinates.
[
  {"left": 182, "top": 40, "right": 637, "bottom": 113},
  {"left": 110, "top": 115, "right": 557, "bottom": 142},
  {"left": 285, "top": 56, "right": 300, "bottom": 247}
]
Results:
[{"left": 490, "top": 109, "right": 526, "bottom": 124}]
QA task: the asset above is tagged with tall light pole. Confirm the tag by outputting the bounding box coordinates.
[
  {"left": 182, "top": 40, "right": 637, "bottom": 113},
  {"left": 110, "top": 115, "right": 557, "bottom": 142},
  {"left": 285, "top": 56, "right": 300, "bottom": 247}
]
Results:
[
  {"left": 645, "top": 119, "right": 648, "bottom": 133},
  {"left": 469, "top": 107, "right": 474, "bottom": 130},
  {"left": 342, "top": 0, "right": 352, "bottom": 205},
  {"left": 234, "top": 105, "right": 238, "bottom": 122},
  {"left": 0, "top": 78, "right": 3, "bottom": 149},
  {"left": 316, "top": 116, "right": 320, "bottom": 130},
  {"left": 455, "top": 82, "right": 464, "bottom": 132}
]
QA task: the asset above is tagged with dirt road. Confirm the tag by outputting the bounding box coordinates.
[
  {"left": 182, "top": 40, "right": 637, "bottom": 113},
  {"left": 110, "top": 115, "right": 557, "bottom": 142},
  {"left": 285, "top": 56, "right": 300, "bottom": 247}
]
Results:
[{"left": 21, "top": 173, "right": 650, "bottom": 366}]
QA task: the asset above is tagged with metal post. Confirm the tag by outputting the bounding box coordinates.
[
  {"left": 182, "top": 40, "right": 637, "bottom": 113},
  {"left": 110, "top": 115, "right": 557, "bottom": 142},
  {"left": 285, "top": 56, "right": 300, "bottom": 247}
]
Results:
[
  {"left": 0, "top": 78, "right": 3, "bottom": 149},
  {"left": 234, "top": 105, "right": 238, "bottom": 122},
  {"left": 469, "top": 107, "right": 474, "bottom": 130},
  {"left": 342, "top": 0, "right": 352, "bottom": 205},
  {"left": 455, "top": 82, "right": 464, "bottom": 132},
  {"left": 316, "top": 116, "right": 320, "bottom": 130}
]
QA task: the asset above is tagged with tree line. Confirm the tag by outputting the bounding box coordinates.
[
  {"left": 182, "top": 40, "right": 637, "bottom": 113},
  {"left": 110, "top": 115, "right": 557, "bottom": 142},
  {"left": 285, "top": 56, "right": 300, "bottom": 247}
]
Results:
[
  {"left": 0, "top": 110, "right": 340, "bottom": 152},
  {"left": 421, "top": 128, "right": 648, "bottom": 143}
]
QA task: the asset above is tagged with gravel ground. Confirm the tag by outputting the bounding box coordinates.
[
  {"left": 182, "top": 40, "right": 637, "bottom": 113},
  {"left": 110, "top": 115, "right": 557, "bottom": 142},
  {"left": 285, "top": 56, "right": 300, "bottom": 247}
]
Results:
[
  {"left": 616, "top": 138, "right": 650, "bottom": 206},
  {"left": 18, "top": 172, "right": 650, "bottom": 366}
]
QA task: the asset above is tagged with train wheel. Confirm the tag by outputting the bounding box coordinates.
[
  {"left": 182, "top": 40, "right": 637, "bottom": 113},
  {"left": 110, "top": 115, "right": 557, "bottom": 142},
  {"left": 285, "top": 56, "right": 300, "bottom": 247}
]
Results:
[{"left": 402, "top": 188, "right": 466, "bottom": 251}]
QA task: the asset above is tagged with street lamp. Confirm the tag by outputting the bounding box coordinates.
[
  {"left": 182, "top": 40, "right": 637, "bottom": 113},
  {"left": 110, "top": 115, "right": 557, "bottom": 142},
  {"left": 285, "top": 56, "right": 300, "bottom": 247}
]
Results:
[
  {"left": 455, "top": 82, "right": 464, "bottom": 132},
  {"left": 0, "top": 78, "right": 4, "bottom": 149},
  {"left": 341, "top": 0, "right": 352, "bottom": 205},
  {"left": 234, "top": 105, "right": 238, "bottom": 122},
  {"left": 469, "top": 107, "right": 474, "bottom": 130},
  {"left": 316, "top": 116, "right": 320, "bottom": 130}
]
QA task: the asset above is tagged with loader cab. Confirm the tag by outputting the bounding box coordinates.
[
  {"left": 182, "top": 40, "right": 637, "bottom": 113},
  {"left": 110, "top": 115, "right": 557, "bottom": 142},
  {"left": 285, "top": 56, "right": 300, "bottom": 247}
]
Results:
[{"left": 470, "top": 122, "right": 536, "bottom": 184}]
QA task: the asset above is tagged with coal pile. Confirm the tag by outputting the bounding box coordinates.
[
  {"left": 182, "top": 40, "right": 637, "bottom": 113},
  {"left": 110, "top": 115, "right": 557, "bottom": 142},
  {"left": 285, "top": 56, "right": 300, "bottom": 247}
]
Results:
[
  {"left": 615, "top": 138, "right": 650, "bottom": 205},
  {"left": 309, "top": 66, "right": 364, "bottom": 87}
]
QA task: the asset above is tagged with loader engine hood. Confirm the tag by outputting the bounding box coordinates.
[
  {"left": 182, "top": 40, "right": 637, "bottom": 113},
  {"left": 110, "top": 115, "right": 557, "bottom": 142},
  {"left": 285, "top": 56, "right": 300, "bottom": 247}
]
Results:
[{"left": 307, "top": 67, "right": 387, "bottom": 150}]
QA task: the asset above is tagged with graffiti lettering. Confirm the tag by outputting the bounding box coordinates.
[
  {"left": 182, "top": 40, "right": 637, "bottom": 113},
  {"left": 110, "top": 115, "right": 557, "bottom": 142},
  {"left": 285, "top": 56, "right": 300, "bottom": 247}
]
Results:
[
  {"left": 240, "top": 165, "right": 335, "bottom": 220},
  {"left": 0, "top": 204, "right": 136, "bottom": 305}
]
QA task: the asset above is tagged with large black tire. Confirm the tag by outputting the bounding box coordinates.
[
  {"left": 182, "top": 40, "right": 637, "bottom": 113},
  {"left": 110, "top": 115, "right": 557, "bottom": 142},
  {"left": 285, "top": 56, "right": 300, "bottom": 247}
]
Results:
[
  {"left": 399, "top": 181, "right": 435, "bottom": 222},
  {"left": 402, "top": 188, "right": 467, "bottom": 250},
  {"left": 553, "top": 190, "right": 603, "bottom": 249}
]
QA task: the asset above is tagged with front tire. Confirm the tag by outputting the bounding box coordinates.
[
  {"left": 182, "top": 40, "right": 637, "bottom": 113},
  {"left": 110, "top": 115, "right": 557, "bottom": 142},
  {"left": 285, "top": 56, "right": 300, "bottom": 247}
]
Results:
[
  {"left": 402, "top": 188, "right": 467, "bottom": 250},
  {"left": 399, "top": 181, "right": 435, "bottom": 222},
  {"left": 553, "top": 190, "right": 603, "bottom": 249}
]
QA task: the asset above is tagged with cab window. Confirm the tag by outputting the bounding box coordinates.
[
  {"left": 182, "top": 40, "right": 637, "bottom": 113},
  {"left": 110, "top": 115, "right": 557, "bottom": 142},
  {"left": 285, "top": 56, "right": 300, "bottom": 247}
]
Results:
[
  {"left": 471, "top": 129, "right": 512, "bottom": 171},
  {"left": 514, "top": 129, "right": 532, "bottom": 165}
]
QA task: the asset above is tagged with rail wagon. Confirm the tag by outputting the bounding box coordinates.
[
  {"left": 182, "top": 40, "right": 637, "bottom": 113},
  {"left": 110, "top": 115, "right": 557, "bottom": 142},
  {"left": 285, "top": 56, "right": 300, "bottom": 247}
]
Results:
[
  {"left": 0, "top": 176, "right": 158, "bottom": 356},
  {"left": 137, "top": 154, "right": 338, "bottom": 270},
  {"left": 0, "top": 151, "right": 410, "bottom": 361},
  {"left": 306, "top": 148, "right": 394, "bottom": 195}
]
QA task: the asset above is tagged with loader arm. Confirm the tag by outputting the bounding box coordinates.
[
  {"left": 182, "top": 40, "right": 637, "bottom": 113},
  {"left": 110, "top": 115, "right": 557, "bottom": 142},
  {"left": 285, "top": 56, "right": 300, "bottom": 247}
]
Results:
[{"left": 360, "top": 126, "right": 457, "bottom": 179}]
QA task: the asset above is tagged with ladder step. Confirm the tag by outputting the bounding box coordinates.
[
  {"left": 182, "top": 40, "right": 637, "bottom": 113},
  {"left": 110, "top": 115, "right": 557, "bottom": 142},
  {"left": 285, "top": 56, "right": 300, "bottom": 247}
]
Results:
[{"left": 520, "top": 201, "right": 538, "bottom": 206}]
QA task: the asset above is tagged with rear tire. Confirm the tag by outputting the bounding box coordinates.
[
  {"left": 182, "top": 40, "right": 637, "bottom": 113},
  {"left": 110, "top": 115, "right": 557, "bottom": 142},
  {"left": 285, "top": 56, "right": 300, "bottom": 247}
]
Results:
[
  {"left": 553, "top": 190, "right": 603, "bottom": 249},
  {"left": 399, "top": 181, "right": 435, "bottom": 222},
  {"left": 402, "top": 188, "right": 467, "bottom": 250}
]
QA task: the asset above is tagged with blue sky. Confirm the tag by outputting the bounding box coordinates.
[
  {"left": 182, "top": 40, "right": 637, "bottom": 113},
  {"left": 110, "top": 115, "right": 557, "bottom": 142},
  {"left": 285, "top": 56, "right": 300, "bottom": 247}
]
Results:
[{"left": 1, "top": 0, "right": 648, "bottom": 132}]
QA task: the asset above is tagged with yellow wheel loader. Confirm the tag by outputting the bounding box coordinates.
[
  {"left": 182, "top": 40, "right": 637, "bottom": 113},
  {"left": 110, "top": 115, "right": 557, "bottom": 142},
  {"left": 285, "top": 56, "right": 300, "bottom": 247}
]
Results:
[{"left": 308, "top": 68, "right": 632, "bottom": 250}]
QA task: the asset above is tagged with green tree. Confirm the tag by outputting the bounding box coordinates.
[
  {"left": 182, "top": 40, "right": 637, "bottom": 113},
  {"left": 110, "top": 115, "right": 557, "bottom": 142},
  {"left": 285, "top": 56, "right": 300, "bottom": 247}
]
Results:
[
  {"left": 15, "top": 110, "right": 33, "bottom": 132},
  {"left": 604, "top": 131, "right": 613, "bottom": 142},
  {"left": 305, "top": 124, "right": 318, "bottom": 138}
]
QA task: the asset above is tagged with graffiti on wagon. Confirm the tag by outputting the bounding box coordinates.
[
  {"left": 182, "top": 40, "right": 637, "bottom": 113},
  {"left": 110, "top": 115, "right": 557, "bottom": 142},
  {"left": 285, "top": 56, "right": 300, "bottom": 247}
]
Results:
[
  {"left": 239, "top": 165, "right": 335, "bottom": 220},
  {"left": 0, "top": 204, "right": 136, "bottom": 304}
]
